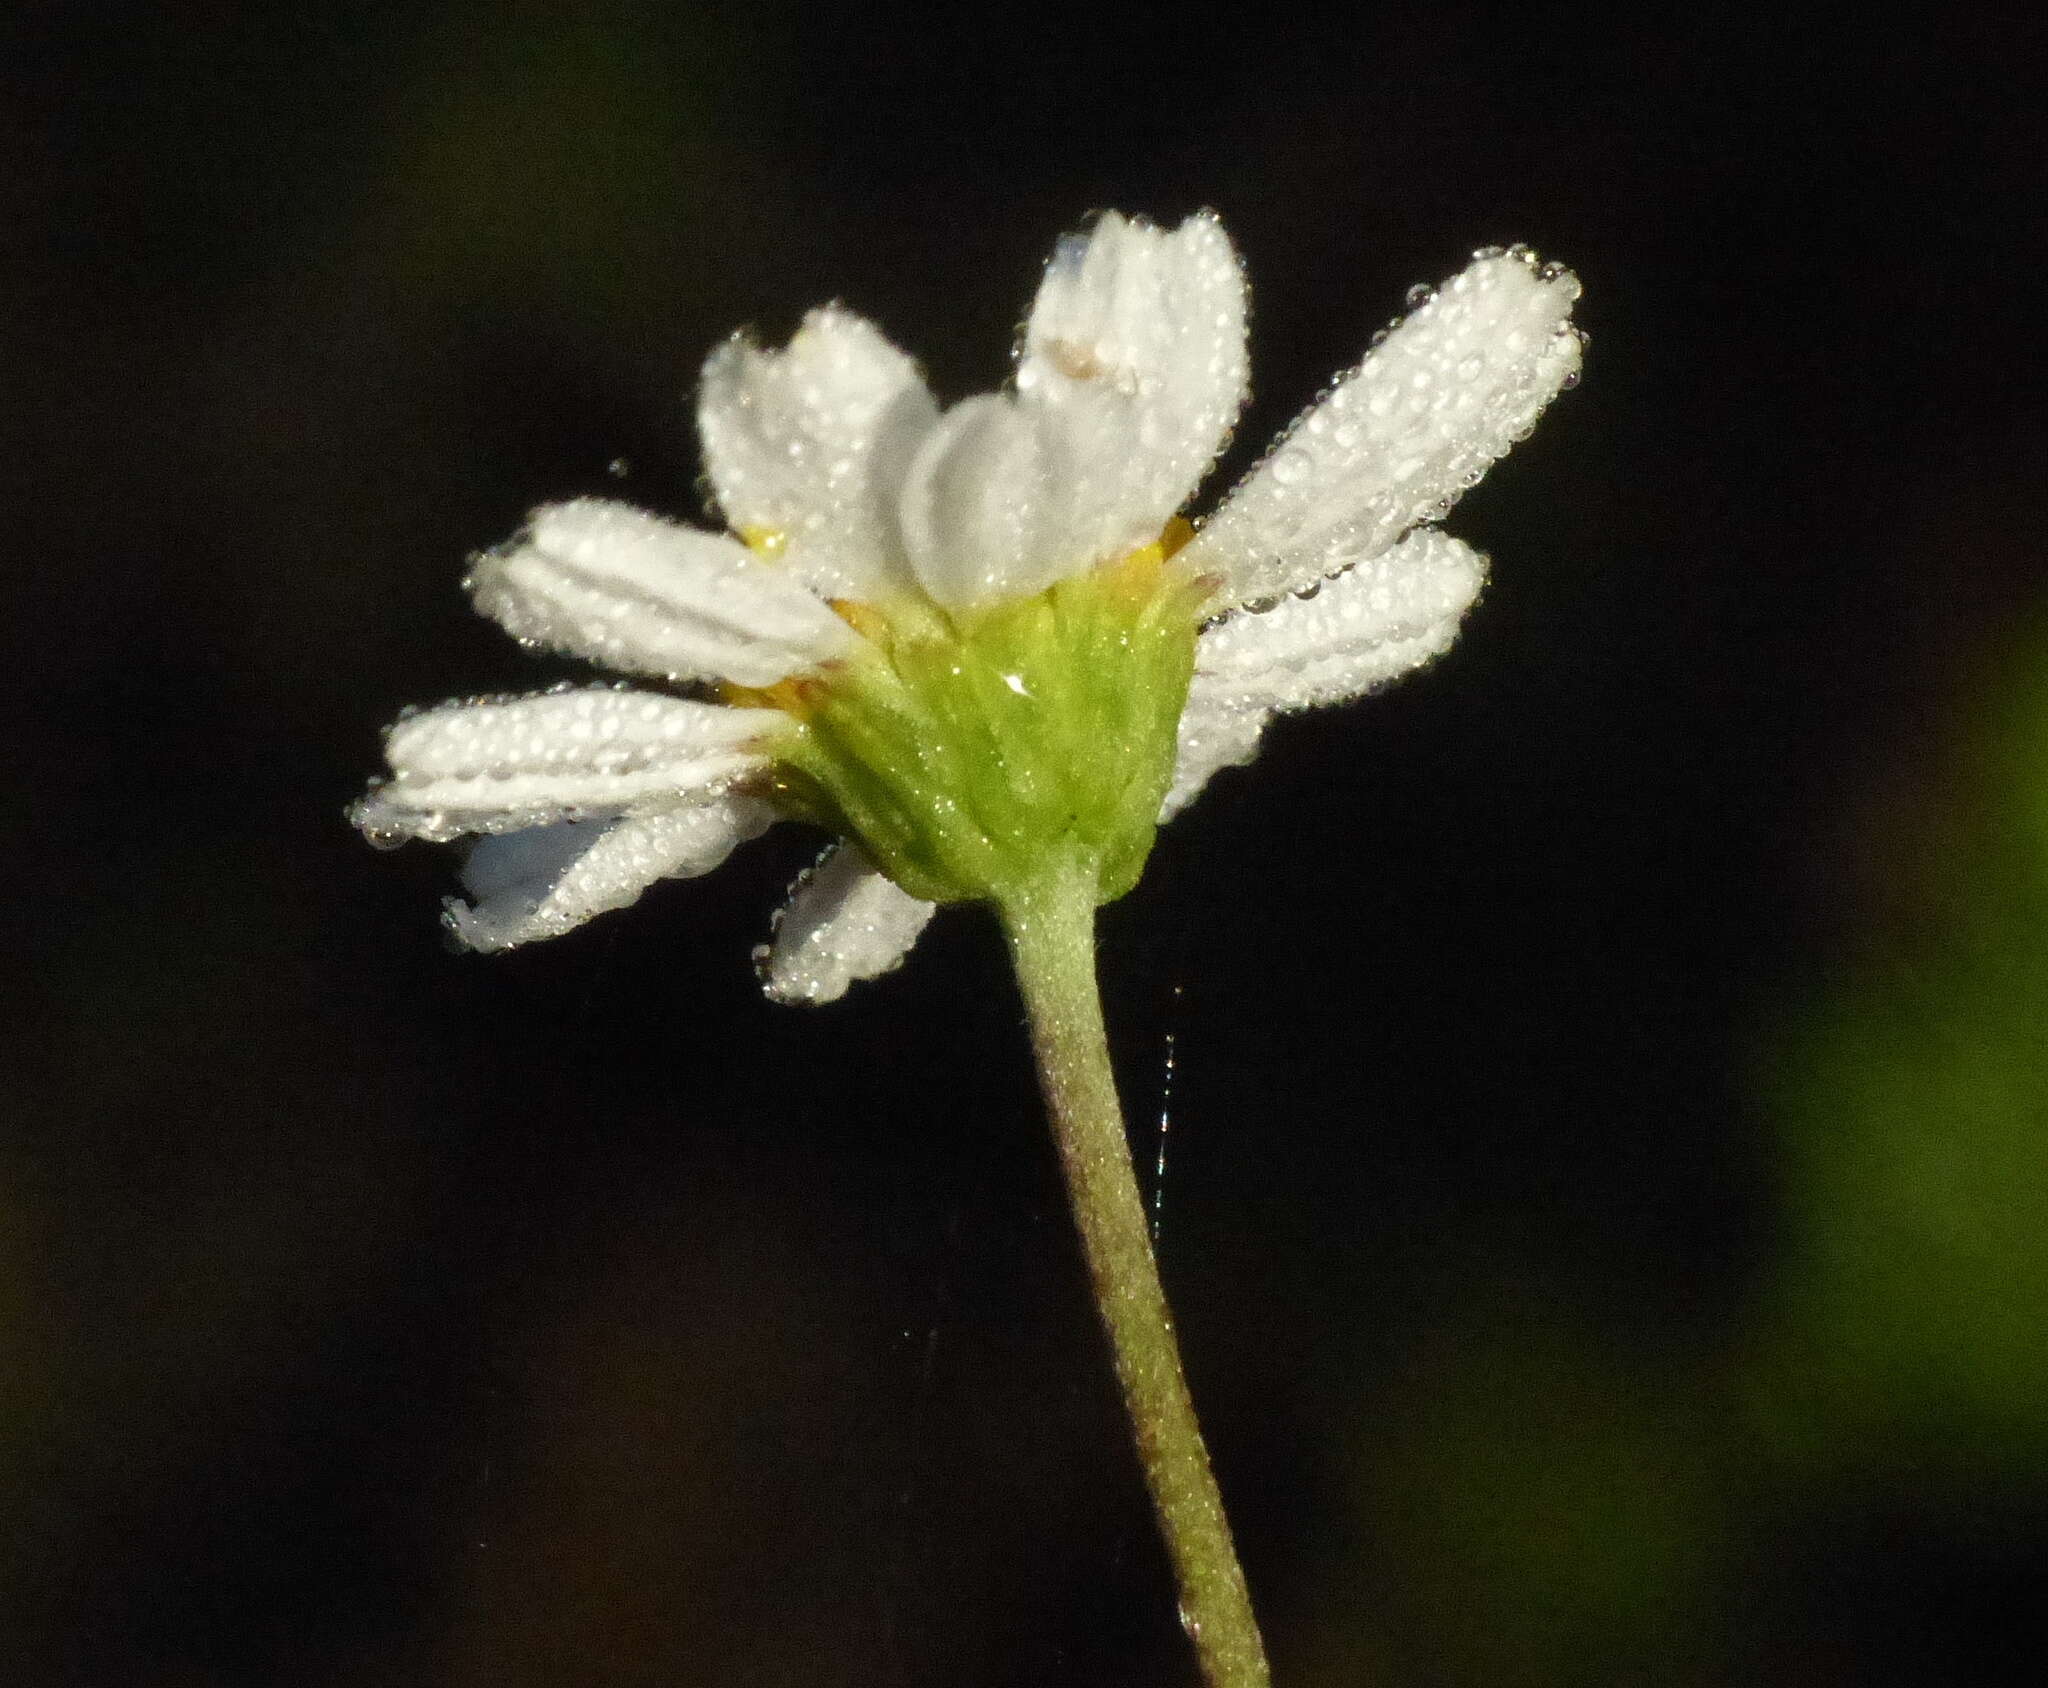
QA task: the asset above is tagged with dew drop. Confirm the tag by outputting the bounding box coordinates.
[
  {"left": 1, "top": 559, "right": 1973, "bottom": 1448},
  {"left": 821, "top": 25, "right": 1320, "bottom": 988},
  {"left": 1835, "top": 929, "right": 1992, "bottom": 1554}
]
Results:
[{"left": 1269, "top": 448, "right": 1311, "bottom": 486}]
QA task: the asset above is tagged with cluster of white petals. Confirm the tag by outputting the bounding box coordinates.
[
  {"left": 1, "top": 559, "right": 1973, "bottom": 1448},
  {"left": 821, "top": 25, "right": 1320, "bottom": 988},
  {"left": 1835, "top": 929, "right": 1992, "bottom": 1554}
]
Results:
[{"left": 355, "top": 214, "right": 1580, "bottom": 1001}]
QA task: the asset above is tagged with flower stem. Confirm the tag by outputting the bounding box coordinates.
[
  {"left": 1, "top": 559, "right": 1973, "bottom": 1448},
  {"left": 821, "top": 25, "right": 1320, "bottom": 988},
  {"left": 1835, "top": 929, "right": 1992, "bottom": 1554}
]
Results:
[{"left": 1000, "top": 847, "right": 1271, "bottom": 1688}]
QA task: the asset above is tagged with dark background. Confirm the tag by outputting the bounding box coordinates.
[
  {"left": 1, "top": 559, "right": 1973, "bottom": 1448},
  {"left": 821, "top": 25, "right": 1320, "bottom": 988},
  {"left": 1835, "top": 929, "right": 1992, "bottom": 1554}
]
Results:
[{"left": 6, "top": 4, "right": 2047, "bottom": 1684}]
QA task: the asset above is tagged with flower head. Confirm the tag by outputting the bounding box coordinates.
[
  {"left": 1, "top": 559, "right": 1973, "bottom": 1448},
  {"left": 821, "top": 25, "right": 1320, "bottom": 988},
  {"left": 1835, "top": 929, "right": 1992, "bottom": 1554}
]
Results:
[{"left": 355, "top": 215, "right": 1580, "bottom": 1001}]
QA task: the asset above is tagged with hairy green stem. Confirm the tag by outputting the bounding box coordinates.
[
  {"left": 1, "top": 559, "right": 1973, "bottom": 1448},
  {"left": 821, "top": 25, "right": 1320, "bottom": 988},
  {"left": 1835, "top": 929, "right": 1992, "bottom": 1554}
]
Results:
[{"left": 1001, "top": 847, "right": 1271, "bottom": 1688}]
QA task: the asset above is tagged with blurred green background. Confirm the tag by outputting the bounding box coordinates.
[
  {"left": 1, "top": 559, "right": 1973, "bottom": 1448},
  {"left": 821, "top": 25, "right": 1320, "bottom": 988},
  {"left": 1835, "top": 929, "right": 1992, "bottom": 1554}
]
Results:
[{"left": 5, "top": 3, "right": 2045, "bottom": 1683}]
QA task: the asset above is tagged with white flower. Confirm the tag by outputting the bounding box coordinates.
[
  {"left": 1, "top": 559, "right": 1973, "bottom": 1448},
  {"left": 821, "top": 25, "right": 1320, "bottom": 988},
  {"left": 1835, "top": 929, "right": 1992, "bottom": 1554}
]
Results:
[{"left": 355, "top": 215, "right": 1581, "bottom": 1002}]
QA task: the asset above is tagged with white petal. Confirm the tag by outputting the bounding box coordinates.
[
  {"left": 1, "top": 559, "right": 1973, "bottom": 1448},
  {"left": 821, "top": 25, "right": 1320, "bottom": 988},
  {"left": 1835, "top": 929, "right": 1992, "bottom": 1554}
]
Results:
[
  {"left": 897, "top": 394, "right": 1060, "bottom": 609},
  {"left": 1161, "top": 531, "right": 1486, "bottom": 820},
  {"left": 697, "top": 305, "right": 939, "bottom": 598},
  {"left": 1183, "top": 248, "right": 1581, "bottom": 604},
  {"left": 470, "top": 499, "right": 857, "bottom": 687},
  {"left": 352, "top": 686, "right": 787, "bottom": 844},
  {"left": 1016, "top": 210, "right": 1248, "bottom": 567},
  {"left": 1159, "top": 694, "right": 1273, "bottom": 821},
  {"left": 1191, "top": 529, "right": 1486, "bottom": 710},
  {"left": 757, "top": 843, "right": 936, "bottom": 1005},
  {"left": 445, "top": 800, "right": 772, "bottom": 952}
]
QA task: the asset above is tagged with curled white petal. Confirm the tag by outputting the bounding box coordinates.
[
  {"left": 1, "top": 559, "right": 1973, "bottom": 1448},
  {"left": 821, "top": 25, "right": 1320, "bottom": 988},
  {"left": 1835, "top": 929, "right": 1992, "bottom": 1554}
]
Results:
[
  {"left": 1017, "top": 210, "right": 1248, "bottom": 569},
  {"left": 446, "top": 799, "right": 773, "bottom": 952},
  {"left": 897, "top": 394, "right": 1059, "bottom": 609},
  {"left": 1192, "top": 529, "right": 1486, "bottom": 710},
  {"left": 470, "top": 499, "right": 857, "bottom": 687},
  {"left": 1163, "top": 531, "right": 1485, "bottom": 818},
  {"left": 757, "top": 843, "right": 937, "bottom": 1004},
  {"left": 1183, "top": 247, "right": 1581, "bottom": 605},
  {"left": 697, "top": 305, "right": 939, "bottom": 598},
  {"left": 352, "top": 686, "right": 788, "bottom": 844},
  {"left": 1160, "top": 695, "right": 1273, "bottom": 821}
]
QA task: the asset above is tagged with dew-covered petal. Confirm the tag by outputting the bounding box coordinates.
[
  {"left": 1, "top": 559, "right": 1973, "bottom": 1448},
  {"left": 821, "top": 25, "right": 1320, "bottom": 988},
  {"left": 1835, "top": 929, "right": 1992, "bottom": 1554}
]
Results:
[
  {"left": 1183, "top": 247, "right": 1581, "bottom": 605},
  {"left": 757, "top": 843, "right": 937, "bottom": 1005},
  {"left": 897, "top": 394, "right": 1061, "bottom": 610},
  {"left": 1159, "top": 694, "right": 1273, "bottom": 821},
  {"left": 470, "top": 499, "right": 857, "bottom": 687},
  {"left": 352, "top": 686, "right": 789, "bottom": 844},
  {"left": 445, "top": 799, "right": 773, "bottom": 953},
  {"left": 698, "top": 305, "right": 939, "bottom": 598},
  {"left": 1016, "top": 210, "right": 1248, "bottom": 568},
  {"left": 1191, "top": 529, "right": 1486, "bottom": 711}
]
